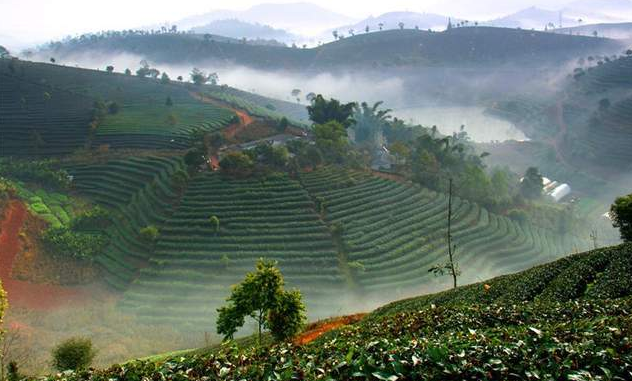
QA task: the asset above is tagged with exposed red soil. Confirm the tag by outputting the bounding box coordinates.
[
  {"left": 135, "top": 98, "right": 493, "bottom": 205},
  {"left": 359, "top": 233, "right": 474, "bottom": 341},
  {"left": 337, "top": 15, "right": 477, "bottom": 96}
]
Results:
[
  {"left": 192, "top": 92, "right": 254, "bottom": 139},
  {"left": 294, "top": 313, "right": 366, "bottom": 346},
  {"left": 0, "top": 201, "right": 88, "bottom": 310}
]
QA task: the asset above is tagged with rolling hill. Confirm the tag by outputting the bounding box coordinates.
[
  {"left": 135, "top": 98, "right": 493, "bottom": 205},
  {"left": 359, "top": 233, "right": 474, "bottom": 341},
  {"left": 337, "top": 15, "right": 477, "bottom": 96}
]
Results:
[
  {"left": 35, "top": 27, "right": 622, "bottom": 72},
  {"left": 0, "top": 59, "right": 236, "bottom": 154},
  {"left": 44, "top": 243, "right": 632, "bottom": 379},
  {"left": 55, "top": 162, "right": 589, "bottom": 326}
]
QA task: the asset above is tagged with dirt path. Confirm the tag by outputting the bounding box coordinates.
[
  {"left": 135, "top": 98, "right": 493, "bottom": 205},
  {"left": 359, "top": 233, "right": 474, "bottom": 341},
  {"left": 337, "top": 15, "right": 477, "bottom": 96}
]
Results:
[
  {"left": 192, "top": 92, "right": 254, "bottom": 139},
  {"left": 0, "top": 201, "right": 87, "bottom": 310},
  {"left": 294, "top": 314, "right": 365, "bottom": 345}
]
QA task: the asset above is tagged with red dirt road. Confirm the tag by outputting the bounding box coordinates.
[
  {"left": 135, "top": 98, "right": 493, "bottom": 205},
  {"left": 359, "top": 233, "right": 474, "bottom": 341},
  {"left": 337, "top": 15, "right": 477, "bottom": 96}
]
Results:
[
  {"left": 0, "top": 201, "right": 87, "bottom": 310},
  {"left": 294, "top": 314, "right": 366, "bottom": 345}
]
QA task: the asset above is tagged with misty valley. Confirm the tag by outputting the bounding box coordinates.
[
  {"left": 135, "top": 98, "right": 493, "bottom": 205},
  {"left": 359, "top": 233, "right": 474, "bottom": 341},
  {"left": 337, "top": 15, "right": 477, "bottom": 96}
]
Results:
[{"left": 0, "top": 0, "right": 632, "bottom": 379}]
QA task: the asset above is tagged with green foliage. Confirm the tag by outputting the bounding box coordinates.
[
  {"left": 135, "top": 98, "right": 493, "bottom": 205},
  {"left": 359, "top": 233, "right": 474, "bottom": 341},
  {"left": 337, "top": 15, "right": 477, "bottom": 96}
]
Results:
[
  {"left": 216, "top": 259, "right": 306, "bottom": 342},
  {"left": 41, "top": 227, "right": 107, "bottom": 261},
  {"left": 0, "top": 279, "right": 6, "bottom": 339},
  {"left": 71, "top": 206, "right": 111, "bottom": 231},
  {"left": 190, "top": 68, "right": 217, "bottom": 86},
  {"left": 0, "top": 159, "right": 71, "bottom": 189},
  {"left": 277, "top": 117, "right": 289, "bottom": 132},
  {"left": 267, "top": 289, "right": 307, "bottom": 341},
  {"left": 51, "top": 337, "right": 96, "bottom": 371},
  {"left": 139, "top": 225, "right": 159, "bottom": 243},
  {"left": 184, "top": 148, "right": 207, "bottom": 170},
  {"left": 209, "top": 215, "right": 220, "bottom": 234},
  {"left": 219, "top": 152, "right": 255, "bottom": 178},
  {"left": 170, "top": 169, "right": 189, "bottom": 191},
  {"left": 507, "top": 209, "right": 529, "bottom": 222},
  {"left": 107, "top": 101, "right": 120, "bottom": 115},
  {"left": 611, "top": 193, "right": 632, "bottom": 242},
  {"left": 314, "top": 121, "right": 348, "bottom": 163},
  {"left": 520, "top": 167, "right": 543, "bottom": 200},
  {"left": 307, "top": 95, "right": 356, "bottom": 128},
  {"left": 352, "top": 101, "right": 392, "bottom": 146}
]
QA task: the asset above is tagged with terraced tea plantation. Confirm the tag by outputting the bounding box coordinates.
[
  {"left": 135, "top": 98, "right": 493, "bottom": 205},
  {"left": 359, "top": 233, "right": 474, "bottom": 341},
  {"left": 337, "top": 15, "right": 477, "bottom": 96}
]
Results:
[
  {"left": 300, "top": 167, "right": 589, "bottom": 296},
  {"left": 119, "top": 172, "right": 344, "bottom": 326},
  {"left": 67, "top": 156, "right": 186, "bottom": 289},
  {"left": 49, "top": 244, "right": 632, "bottom": 380},
  {"left": 0, "top": 73, "right": 93, "bottom": 156},
  {"left": 0, "top": 58, "right": 236, "bottom": 152}
]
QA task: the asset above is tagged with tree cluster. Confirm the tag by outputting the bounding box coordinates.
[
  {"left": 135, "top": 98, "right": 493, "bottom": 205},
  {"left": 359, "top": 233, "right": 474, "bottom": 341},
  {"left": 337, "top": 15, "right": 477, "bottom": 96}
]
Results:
[{"left": 217, "top": 259, "right": 306, "bottom": 343}]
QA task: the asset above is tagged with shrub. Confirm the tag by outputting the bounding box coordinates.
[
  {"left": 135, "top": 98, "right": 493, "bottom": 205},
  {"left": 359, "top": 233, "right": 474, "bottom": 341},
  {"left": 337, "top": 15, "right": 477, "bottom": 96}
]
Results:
[
  {"left": 0, "top": 159, "right": 71, "bottom": 189},
  {"left": 41, "top": 227, "right": 106, "bottom": 261},
  {"left": 209, "top": 215, "right": 220, "bottom": 234},
  {"left": 507, "top": 209, "right": 528, "bottom": 223},
  {"left": 108, "top": 101, "right": 120, "bottom": 115},
  {"left": 71, "top": 206, "right": 111, "bottom": 231},
  {"left": 51, "top": 337, "right": 96, "bottom": 371},
  {"left": 171, "top": 170, "right": 189, "bottom": 191},
  {"left": 139, "top": 225, "right": 159, "bottom": 243}
]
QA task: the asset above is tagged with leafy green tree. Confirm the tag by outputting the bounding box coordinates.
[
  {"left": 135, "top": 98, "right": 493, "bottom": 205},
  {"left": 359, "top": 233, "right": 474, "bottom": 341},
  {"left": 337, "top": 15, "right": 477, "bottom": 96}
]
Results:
[
  {"left": 307, "top": 95, "right": 356, "bottom": 128},
  {"left": 190, "top": 68, "right": 211, "bottom": 85},
  {"left": 314, "top": 121, "right": 348, "bottom": 163},
  {"left": 216, "top": 259, "right": 306, "bottom": 343},
  {"left": 520, "top": 167, "right": 543, "bottom": 200},
  {"left": 220, "top": 152, "right": 255, "bottom": 178},
  {"left": 611, "top": 194, "right": 632, "bottom": 242},
  {"left": 51, "top": 337, "right": 96, "bottom": 371},
  {"left": 267, "top": 289, "right": 306, "bottom": 341},
  {"left": 352, "top": 101, "right": 392, "bottom": 146},
  {"left": 277, "top": 117, "right": 289, "bottom": 132},
  {"left": 184, "top": 148, "right": 207, "bottom": 171},
  {"left": 161, "top": 72, "right": 170, "bottom": 84},
  {"left": 165, "top": 96, "right": 173, "bottom": 107},
  {"left": 124, "top": 68, "right": 132, "bottom": 75}
]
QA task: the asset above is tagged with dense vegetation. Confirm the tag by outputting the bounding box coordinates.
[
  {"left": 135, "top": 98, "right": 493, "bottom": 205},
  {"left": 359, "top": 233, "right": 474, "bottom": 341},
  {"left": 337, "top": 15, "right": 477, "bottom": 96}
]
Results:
[{"left": 39, "top": 244, "right": 632, "bottom": 380}]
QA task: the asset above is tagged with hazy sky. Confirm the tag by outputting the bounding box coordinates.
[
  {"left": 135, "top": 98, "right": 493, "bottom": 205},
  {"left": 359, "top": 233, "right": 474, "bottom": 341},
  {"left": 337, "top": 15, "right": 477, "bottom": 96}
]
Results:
[{"left": 0, "top": 0, "right": 573, "bottom": 46}]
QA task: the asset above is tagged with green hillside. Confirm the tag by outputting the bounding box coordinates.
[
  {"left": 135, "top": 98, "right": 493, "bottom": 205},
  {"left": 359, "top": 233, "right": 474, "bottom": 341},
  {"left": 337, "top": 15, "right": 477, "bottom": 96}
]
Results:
[
  {"left": 66, "top": 156, "right": 186, "bottom": 289},
  {"left": 489, "top": 53, "right": 632, "bottom": 170},
  {"left": 56, "top": 161, "right": 590, "bottom": 326},
  {"left": 45, "top": 244, "right": 632, "bottom": 380},
  {"left": 38, "top": 27, "right": 621, "bottom": 70},
  {"left": 119, "top": 173, "right": 344, "bottom": 326},
  {"left": 0, "top": 59, "right": 236, "bottom": 154}
]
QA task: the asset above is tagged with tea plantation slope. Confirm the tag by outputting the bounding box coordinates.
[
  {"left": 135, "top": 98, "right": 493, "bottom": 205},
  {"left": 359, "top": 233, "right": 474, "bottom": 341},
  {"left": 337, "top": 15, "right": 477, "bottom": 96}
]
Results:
[
  {"left": 0, "top": 72, "right": 93, "bottom": 156},
  {"left": 300, "top": 167, "right": 590, "bottom": 297},
  {"left": 66, "top": 156, "right": 186, "bottom": 289},
  {"left": 49, "top": 245, "right": 632, "bottom": 381},
  {"left": 370, "top": 243, "right": 632, "bottom": 318},
  {"left": 119, "top": 172, "right": 346, "bottom": 326},
  {"left": 0, "top": 59, "right": 236, "bottom": 152}
]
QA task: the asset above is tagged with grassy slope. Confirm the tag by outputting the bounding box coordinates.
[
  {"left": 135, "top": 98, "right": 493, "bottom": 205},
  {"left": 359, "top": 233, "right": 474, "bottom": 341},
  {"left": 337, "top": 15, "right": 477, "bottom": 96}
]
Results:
[
  {"left": 46, "top": 243, "right": 632, "bottom": 380},
  {"left": 0, "top": 59, "right": 237, "bottom": 153},
  {"left": 41, "top": 27, "right": 621, "bottom": 70}
]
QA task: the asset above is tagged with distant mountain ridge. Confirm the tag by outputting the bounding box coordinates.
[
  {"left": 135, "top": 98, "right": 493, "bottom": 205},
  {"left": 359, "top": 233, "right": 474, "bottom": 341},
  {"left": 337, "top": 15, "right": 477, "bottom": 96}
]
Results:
[
  {"left": 175, "top": 2, "right": 356, "bottom": 36},
  {"left": 191, "top": 19, "right": 297, "bottom": 43}
]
